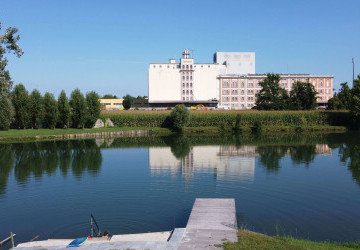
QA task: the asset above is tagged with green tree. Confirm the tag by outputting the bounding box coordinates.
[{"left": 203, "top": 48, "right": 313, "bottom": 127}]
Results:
[
  {"left": 337, "top": 82, "right": 352, "bottom": 110},
  {"left": 123, "top": 94, "right": 133, "bottom": 110},
  {"left": 102, "top": 94, "right": 117, "bottom": 99},
  {"left": 256, "top": 73, "right": 289, "bottom": 110},
  {"left": 0, "top": 22, "right": 24, "bottom": 94},
  {"left": 43, "top": 92, "right": 58, "bottom": 129},
  {"left": 69, "top": 89, "right": 87, "bottom": 128},
  {"left": 12, "top": 84, "right": 30, "bottom": 128},
  {"left": 327, "top": 96, "right": 344, "bottom": 110},
  {"left": 29, "top": 89, "right": 43, "bottom": 128},
  {"left": 289, "top": 81, "right": 317, "bottom": 110},
  {"left": 86, "top": 91, "right": 101, "bottom": 128},
  {"left": 170, "top": 104, "right": 189, "bottom": 132},
  {"left": 350, "top": 75, "right": 360, "bottom": 123},
  {"left": 0, "top": 92, "right": 14, "bottom": 130},
  {"left": 57, "top": 90, "right": 71, "bottom": 128}
]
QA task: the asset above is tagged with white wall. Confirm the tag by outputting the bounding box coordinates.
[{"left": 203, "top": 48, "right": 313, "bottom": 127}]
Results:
[
  {"left": 148, "top": 64, "right": 181, "bottom": 102},
  {"left": 193, "top": 64, "right": 226, "bottom": 101}
]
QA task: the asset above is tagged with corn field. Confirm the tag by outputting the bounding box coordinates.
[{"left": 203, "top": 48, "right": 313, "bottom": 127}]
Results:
[{"left": 100, "top": 110, "right": 351, "bottom": 128}]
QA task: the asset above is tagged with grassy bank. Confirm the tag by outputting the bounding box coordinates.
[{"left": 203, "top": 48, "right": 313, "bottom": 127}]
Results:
[
  {"left": 101, "top": 110, "right": 351, "bottom": 128},
  {"left": 221, "top": 230, "right": 360, "bottom": 250}
]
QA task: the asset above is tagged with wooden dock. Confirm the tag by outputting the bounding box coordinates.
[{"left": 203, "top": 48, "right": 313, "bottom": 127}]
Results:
[{"left": 178, "top": 198, "right": 238, "bottom": 249}]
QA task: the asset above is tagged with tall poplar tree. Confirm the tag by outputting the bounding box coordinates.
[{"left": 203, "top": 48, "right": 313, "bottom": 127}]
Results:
[
  {"left": 69, "top": 89, "right": 87, "bottom": 129},
  {"left": 43, "top": 92, "right": 58, "bottom": 129},
  {"left": 29, "top": 89, "right": 43, "bottom": 128},
  {"left": 57, "top": 90, "right": 71, "bottom": 128},
  {"left": 86, "top": 91, "right": 101, "bottom": 128},
  {"left": 12, "top": 84, "right": 30, "bottom": 128}
]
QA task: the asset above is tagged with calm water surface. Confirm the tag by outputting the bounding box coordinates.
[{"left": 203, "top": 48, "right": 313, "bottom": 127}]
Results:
[{"left": 1, "top": 133, "right": 360, "bottom": 246}]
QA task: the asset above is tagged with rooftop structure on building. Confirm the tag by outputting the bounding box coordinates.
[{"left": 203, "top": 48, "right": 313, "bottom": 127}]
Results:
[{"left": 148, "top": 50, "right": 333, "bottom": 109}]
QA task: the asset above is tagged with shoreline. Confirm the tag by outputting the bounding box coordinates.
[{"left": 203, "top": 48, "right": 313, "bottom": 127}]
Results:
[{"left": 0, "top": 125, "right": 348, "bottom": 143}]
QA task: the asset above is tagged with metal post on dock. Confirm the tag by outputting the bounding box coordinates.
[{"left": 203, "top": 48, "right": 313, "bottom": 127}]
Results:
[{"left": 11, "top": 232, "right": 15, "bottom": 249}]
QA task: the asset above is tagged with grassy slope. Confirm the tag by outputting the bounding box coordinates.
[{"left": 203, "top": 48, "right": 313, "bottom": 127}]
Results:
[{"left": 222, "top": 230, "right": 360, "bottom": 250}]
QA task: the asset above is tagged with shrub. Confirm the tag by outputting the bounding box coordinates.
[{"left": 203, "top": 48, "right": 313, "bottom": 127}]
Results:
[
  {"left": 169, "top": 104, "right": 189, "bottom": 132},
  {"left": 233, "top": 114, "right": 242, "bottom": 134},
  {"left": 0, "top": 93, "right": 14, "bottom": 130},
  {"left": 252, "top": 120, "right": 263, "bottom": 134},
  {"left": 123, "top": 95, "right": 133, "bottom": 110}
]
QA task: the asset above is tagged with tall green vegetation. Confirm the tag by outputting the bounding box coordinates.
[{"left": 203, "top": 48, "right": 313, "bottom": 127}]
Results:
[
  {"left": 43, "top": 92, "right": 58, "bottom": 129},
  {"left": 123, "top": 94, "right": 133, "bottom": 110},
  {"left": 69, "top": 89, "right": 87, "bottom": 129},
  {"left": 0, "top": 92, "right": 14, "bottom": 130},
  {"left": 256, "top": 74, "right": 318, "bottom": 110},
  {"left": 102, "top": 94, "right": 117, "bottom": 99},
  {"left": 86, "top": 91, "right": 101, "bottom": 128},
  {"left": 289, "top": 81, "right": 317, "bottom": 110},
  {"left": 169, "top": 104, "right": 189, "bottom": 132},
  {"left": 29, "top": 89, "right": 43, "bottom": 128},
  {"left": 57, "top": 90, "right": 71, "bottom": 128},
  {"left": 0, "top": 21, "right": 23, "bottom": 130},
  {"left": 350, "top": 75, "right": 360, "bottom": 122},
  {"left": 338, "top": 82, "right": 352, "bottom": 109},
  {"left": 12, "top": 84, "right": 30, "bottom": 128},
  {"left": 256, "top": 73, "right": 289, "bottom": 110}
]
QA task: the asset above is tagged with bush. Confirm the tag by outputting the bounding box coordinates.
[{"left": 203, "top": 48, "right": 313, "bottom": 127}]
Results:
[
  {"left": 0, "top": 93, "right": 14, "bottom": 130},
  {"left": 233, "top": 114, "right": 242, "bottom": 133},
  {"left": 252, "top": 120, "right": 263, "bottom": 134},
  {"left": 123, "top": 95, "right": 133, "bottom": 110},
  {"left": 169, "top": 104, "right": 189, "bottom": 132}
]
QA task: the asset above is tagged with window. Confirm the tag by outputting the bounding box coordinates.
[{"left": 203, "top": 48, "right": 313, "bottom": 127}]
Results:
[
  {"left": 223, "top": 90, "right": 229, "bottom": 94},
  {"left": 183, "top": 97, "right": 185, "bottom": 100},
  {"left": 241, "top": 90, "right": 244, "bottom": 94},
  {"left": 153, "top": 65, "right": 156, "bottom": 68},
  {"left": 232, "top": 82, "right": 237, "bottom": 87},
  {"left": 282, "top": 82, "right": 287, "bottom": 87},
  {"left": 223, "top": 97, "right": 229, "bottom": 101},
  {"left": 190, "top": 65, "right": 193, "bottom": 69},
  {"left": 167, "top": 65, "right": 169, "bottom": 68},
  {"left": 186, "top": 97, "right": 189, "bottom": 100},
  {"left": 190, "top": 82, "right": 192, "bottom": 87},
  {"left": 241, "top": 97, "right": 244, "bottom": 101},
  {"left": 182, "top": 65, "right": 185, "bottom": 69},
  {"left": 190, "top": 90, "right": 193, "bottom": 94},
  {"left": 208, "top": 65, "right": 210, "bottom": 68},
  {"left": 186, "top": 83, "right": 189, "bottom": 87},
  {"left": 182, "top": 83, "right": 185, "bottom": 87},
  {"left": 241, "top": 82, "right": 244, "bottom": 87},
  {"left": 182, "top": 76, "right": 185, "bottom": 80},
  {"left": 232, "top": 97, "right": 238, "bottom": 101},
  {"left": 257, "top": 83, "right": 261, "bottom": 87},
  {"left": 248, "top": 97, "right": 254, "bottom": 101},
  {"left": 320, "top": 81, "right": 323, "bottom": 86},
  {"left": 248, "top": 82, "right": 253, "bottom": 87},
  {"left": 186, "top": 90, "right": 189, "bottom": 94},
  {"left": 186, "top": 76, "right": 189, "bottom": 80},
  {"left": 256, "top": 90, "right": 260, "bottom": 93},
  {"left": 186, "top": 65, "right": 189, "bottom": 69},
  {"left": 248, "top": 90, "right": 254, "bottom": 94},
  {"left": 320, "top": 90, "right": 323, "bottom": 94},
  {"left": 223, "top": 81, "right": 229, "bottom": 87},
  {"left": 182, "top": 90, "right": 185, "bottom": 94},
  {"left": 190, "top": 76, "right": 192, "bottom": 80},
  {"left": 231, "top": 90, "right": 238, "bottom": 94}
]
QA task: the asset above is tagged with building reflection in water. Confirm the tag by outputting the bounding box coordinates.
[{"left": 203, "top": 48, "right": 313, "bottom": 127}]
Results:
[{"left": 149, "top": 144, "right": 332, "bottom": 181}]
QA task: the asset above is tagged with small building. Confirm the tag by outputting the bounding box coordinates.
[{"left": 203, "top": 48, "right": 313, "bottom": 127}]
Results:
[{"left": 99, "top": 99, "right": 124, "bottom": 110}]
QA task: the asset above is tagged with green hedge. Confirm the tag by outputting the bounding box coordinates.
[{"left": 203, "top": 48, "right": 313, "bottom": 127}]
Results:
[{"left": 100, "top": 111, "right": 351, "bottom": 128}]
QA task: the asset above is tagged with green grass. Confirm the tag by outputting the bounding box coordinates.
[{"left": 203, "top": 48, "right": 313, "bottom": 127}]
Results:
[{"left": 221, "top": 230, "right": 360, "bottom": 250}]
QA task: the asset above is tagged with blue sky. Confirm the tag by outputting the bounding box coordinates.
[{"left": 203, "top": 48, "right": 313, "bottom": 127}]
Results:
[{"left": 1, "top": 0, "right": 359, "bottom": 97}]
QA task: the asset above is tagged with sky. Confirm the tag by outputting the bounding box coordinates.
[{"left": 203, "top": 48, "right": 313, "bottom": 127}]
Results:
[{"left": 1, "top": 0, "right": 359, "bottom": 98}]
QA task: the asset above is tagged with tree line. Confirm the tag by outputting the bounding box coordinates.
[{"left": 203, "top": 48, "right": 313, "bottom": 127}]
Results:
[
  {"left": 255, "top": 73, "right": 318, "bottom": 110},
  {"left": 0, "top": 84, "right": 101, "bottom": 130}
]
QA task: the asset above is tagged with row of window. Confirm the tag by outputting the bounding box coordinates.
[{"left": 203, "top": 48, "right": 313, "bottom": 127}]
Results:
[
  {"left": 182, "top": 82, "right": 193, "bottom": 87},
  {"left": 182, "top": 90, "right": 193, "bottom": 94},
  {"left": 182, "top": 97, "right": 194, "bottom": 101},
  {"left": 182, "top": 76, "right": 193, "bottom": 80},
  {"left": 223, "top": 96, "right": 255, "bottom": 101},
  {"left": 223, "top": 90, "right": 260, "bottom": 95}
]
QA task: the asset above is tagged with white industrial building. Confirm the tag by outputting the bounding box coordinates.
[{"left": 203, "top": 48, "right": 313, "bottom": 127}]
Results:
[{"left": 148, "top": 50, "right": 333, "bottom": 109}]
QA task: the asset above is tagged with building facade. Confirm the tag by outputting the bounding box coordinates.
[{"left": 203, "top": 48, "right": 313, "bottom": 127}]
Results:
[
  {"left": 148, "top": 50, "right": 333, "bottom": 109},
  {"left": 99, "top": 98, "right": 124, "bottom": 110}
]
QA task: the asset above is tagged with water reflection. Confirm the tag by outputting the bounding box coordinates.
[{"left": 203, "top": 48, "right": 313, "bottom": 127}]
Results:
[
  {"left": 1, "top": 133, "right": 360, "bottom": 197},
  {"left": 0, "top": 140, "right": 102, "bottom": 196}
]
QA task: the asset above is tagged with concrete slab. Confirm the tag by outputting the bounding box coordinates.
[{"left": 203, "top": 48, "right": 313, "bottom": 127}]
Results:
[{"left": 178, "top": 198, "right": 237, "bottom": 249}]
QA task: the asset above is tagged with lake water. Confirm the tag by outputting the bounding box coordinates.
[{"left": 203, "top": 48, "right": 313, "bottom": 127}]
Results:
[{"left": 1, "top": 132, "right": 360, "bottom": 247}]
